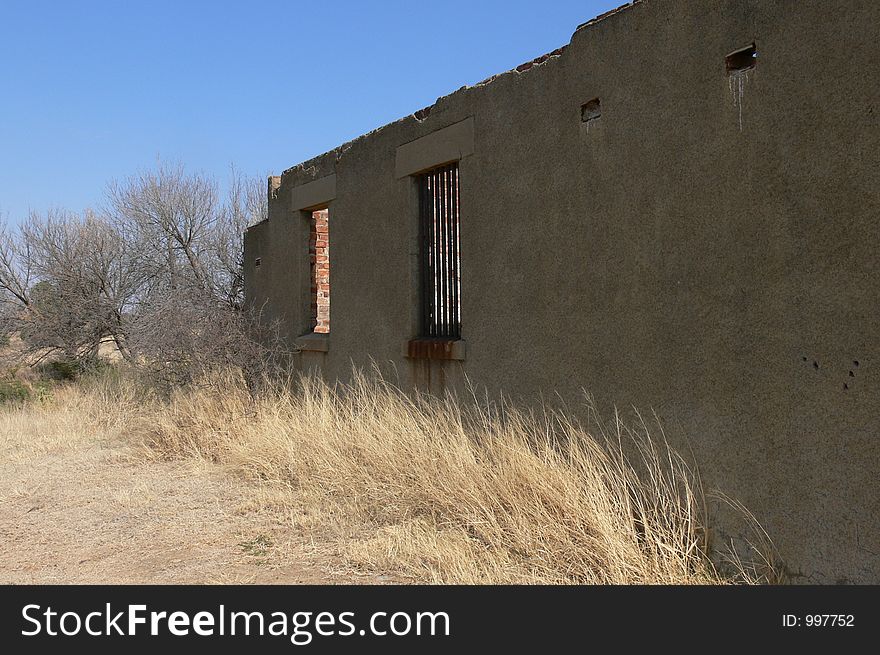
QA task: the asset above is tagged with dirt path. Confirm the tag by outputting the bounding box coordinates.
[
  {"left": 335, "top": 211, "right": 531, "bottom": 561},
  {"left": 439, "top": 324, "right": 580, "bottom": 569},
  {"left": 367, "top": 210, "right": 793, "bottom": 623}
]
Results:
[{"left": 0, "top": 429, "right": 378, "bottom": 584}]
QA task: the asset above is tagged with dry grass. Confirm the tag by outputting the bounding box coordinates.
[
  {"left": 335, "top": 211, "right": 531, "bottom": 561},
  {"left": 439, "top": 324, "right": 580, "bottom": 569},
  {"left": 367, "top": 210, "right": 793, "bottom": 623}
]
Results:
[
  {"left": 0, "top": 375, "right": 366, "bottom": 584},
  {"left": 3, "top": 367, "right": 775, "bottom": 584}
]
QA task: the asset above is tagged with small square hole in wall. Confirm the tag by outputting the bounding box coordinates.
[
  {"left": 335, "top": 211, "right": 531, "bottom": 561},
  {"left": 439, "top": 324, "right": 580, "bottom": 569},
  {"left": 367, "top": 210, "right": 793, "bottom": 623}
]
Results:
[
  {"left": 726, "top": 43, "right": 757, "bottom": 75},
  {"left": 254, "top": 257, "right": 262, "bottom": 267},
  {"left": 581, "top": 98, "right": 601, "bottom": 122}
]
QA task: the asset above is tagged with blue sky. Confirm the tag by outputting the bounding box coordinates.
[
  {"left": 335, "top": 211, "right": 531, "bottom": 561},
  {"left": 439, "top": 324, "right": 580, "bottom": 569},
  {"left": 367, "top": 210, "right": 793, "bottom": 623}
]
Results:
[{"left": 0, "top": 1, "right": 619, "bottom": 221}]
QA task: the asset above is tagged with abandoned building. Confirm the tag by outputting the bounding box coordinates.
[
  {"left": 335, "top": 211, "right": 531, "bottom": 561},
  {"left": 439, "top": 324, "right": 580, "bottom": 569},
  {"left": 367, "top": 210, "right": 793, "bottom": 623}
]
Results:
[{"left": 245, "top": 0, "right": 879, "bottom": 583}]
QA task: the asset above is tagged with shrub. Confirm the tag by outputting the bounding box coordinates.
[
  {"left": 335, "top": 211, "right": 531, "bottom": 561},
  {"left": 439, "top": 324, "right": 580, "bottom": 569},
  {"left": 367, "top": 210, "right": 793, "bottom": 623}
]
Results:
[
  {"left": 0, "top": 377, "right": 30, "bottom": 404},
  {"left": 38, "top": 356, "right": 110, "bottom": 381}
]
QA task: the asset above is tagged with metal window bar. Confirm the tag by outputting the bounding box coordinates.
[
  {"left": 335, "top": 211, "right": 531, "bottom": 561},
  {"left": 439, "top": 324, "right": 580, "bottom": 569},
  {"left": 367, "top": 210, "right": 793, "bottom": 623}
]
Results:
[{"left": 418, "top": 163, "right": 461, "bottom": 339}]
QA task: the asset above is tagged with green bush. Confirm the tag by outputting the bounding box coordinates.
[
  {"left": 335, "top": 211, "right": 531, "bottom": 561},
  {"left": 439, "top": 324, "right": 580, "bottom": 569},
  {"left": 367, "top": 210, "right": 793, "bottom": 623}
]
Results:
[
  {"left": 0, "top": 378, "right": 31, "bottom": 404},
  {"left": 46, "top": 360, "right": 79, "bottom": 380},
  {"left": 38, "top": 356, "right": 110, "bottom": 381}
]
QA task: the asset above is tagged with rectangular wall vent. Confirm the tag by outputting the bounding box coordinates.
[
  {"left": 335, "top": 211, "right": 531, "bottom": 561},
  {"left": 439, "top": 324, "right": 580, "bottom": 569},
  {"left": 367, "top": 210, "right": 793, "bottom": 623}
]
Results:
[
  {"left": 726, "top": 43, "right": 757, "bottom": 74},
  {"left": 581, "top": 98, "right": 601, "bottom": 122}
]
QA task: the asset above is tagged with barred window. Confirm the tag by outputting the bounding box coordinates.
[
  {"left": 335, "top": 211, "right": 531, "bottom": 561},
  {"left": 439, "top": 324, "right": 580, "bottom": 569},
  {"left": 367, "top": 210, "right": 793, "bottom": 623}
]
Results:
[{"left": 418, "top": 163, "right": 461, "bottom": 339}]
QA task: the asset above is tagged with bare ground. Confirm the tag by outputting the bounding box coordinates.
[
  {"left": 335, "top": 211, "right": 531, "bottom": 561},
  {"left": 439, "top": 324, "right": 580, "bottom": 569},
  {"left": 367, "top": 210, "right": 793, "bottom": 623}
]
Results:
[{"left": 0, "top": 429, "right": 386, "bottom": 584}]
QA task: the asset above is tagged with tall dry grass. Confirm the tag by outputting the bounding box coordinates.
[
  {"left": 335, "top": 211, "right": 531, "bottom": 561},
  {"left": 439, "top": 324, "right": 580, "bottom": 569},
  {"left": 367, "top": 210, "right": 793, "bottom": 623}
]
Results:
[
  {"left": 89, "top": 368, "right": 770, "bottom": 584},
  {"left": 4, "top": 366, "right": 775, "bottom": 583}
]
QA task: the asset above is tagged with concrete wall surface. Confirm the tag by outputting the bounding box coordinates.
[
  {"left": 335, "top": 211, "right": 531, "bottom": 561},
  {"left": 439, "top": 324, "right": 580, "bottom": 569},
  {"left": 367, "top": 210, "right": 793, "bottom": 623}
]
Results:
[{"left": 245, "top": 0, "right": 880, "bottom": 582}]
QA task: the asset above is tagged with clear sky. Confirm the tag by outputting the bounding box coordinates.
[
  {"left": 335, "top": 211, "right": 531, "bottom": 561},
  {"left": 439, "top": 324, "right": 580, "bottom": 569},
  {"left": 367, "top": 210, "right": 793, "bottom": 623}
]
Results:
[{"left": 0, "top": 0, "right": 620, "bottom": 222}]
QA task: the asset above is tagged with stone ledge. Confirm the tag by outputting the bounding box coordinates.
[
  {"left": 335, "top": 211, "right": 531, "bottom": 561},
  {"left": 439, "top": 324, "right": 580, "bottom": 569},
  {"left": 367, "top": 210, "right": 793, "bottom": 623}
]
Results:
[
  {"left": 296, "top": 332, "right": 330, "bottom": 353},
  {"left": 290, "top": 174, "right": 337, "bottom": 212},
  {"left": 404, "top": 338, "right": 466, "bottom": 361},
  {"left": 394, "top": 117, "right": 474, "bottom": 179}
]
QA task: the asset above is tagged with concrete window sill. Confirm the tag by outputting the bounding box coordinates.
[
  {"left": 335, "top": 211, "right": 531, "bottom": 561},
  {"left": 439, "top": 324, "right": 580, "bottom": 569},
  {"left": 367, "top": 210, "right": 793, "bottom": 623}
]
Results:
[
  {"left": 404, "top": 338, "right": 466, "bottom": 361},
  {"left": 296, "top": 332, "right": 329, "bottom": 353}
]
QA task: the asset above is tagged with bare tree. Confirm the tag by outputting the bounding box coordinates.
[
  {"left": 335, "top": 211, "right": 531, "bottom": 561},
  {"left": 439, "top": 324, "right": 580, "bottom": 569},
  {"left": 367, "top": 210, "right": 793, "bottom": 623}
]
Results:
[
  {"left": 209, "top": 166, "right": 267, "bottom": 309},
  {"left": 107, "top": 163, "right": 274, "bottom": 383},
  {"left": 108, "top": 162, "right": 218, "bottom": 294},
  {"left": 0, "top": 215, "right": 33, "bottom": 309},
  {"left": 0, "top": 210, "right": 146, "bottom": 364},
  {"left": 2, "top": 163, "right": 275, "bottom": 381},
  {"left": 0, "top": 215, "right": 34, "bottom": 359}
]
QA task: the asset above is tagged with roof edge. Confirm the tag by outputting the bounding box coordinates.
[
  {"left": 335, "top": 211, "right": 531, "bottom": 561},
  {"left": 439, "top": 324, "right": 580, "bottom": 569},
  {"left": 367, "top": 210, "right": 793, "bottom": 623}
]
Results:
[
  {"left": 574, "top": 1, "right": 641, "bottom": 34},
  {"left": 281, "top": 2, "right": 644, "bottom": 179}
]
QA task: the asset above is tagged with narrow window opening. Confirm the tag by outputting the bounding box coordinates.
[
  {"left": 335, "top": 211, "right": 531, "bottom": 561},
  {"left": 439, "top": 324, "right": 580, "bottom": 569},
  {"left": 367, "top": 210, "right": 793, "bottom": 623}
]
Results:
[
  {"left": 418, "top": 163, "right": 461, "bottom": 339},
  {"left": 308, "top": 208, "right": 330, "bottom": 333},
  {"left": 726, "top": 43, "right": 757, "bottom": 75},
  {"left": 581, "top": 98, "right": 601, "bottom": 122},
  {"left": 254, "top": 257, "right": 262, "bottom": 267}
]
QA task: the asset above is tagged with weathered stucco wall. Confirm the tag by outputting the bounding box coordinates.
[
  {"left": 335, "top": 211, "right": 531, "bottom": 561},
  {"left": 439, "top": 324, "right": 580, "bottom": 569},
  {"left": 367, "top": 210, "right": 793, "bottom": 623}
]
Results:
[{"left": 245, "top": 0, "right": 880, "bottom": 582}]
